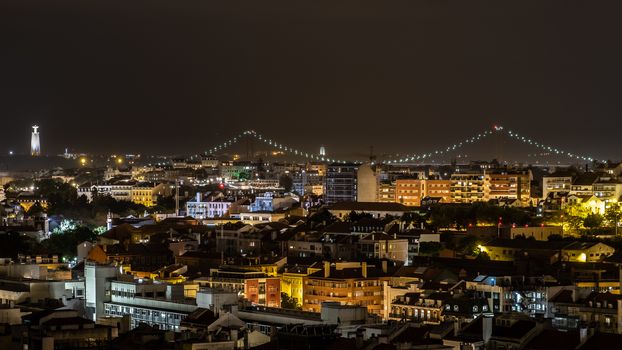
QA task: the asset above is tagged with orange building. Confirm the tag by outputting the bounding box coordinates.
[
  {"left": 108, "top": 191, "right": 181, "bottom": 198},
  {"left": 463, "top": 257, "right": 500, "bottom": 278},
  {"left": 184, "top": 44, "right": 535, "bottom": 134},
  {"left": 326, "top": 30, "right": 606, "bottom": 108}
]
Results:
[
  {"left": 303, "top": 261, "right": 394, "bottom": 317},
  {"left": 425, "top": 179, "right": 452, "bottom": 204},
  {"left": 395, "top": 179, "right": 452, "bottom": 206},
  {"left": 395, "top": 179, "right": 425, "bottom": 206},
  {"left": 245, "top": 278, "right": 281, "bottom": 308},
  {"left": 488, "top": 171, "right": 531, "bottom": 203}
]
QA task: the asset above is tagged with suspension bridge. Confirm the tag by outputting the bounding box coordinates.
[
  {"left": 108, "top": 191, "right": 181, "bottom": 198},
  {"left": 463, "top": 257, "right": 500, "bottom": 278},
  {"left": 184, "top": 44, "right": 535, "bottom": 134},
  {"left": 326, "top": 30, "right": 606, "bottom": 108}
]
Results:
[{"left": 206, "top": 126, "right": 601, "bottom": 165}]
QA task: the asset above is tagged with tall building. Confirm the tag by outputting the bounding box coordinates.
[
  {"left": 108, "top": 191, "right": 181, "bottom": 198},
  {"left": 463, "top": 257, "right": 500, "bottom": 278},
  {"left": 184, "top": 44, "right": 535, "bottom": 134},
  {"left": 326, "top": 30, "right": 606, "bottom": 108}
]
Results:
[
  {"left": 357, "top": 163, "right": 378, "bottom": 202},
  {"left": 319, "top": 145, "right": 326, "bottom": 156},
  {"left": 30, "top": 125, "right": 40, "bottom": 156},
  {"left": 324, "top": 163, "right": 358, "bottom": 204}
]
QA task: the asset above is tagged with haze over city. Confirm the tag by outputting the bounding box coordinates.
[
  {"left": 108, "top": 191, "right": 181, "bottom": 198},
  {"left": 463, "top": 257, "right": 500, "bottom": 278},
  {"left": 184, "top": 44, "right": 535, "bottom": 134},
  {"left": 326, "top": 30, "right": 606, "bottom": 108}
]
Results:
[{"left": 2, "top": 1, "right": 622, "bottom": 159}]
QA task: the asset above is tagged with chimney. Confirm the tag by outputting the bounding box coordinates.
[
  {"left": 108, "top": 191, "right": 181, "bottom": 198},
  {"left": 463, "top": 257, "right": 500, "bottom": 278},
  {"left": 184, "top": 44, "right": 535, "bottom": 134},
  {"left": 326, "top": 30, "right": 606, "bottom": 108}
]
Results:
[
  {"left": 324, "top": 261, "right": 330, "bottom": 278},
  {"left": 382, "top": 260, "right": 388, "bottom": 274},
  {"left": 579, "top": 326, "right": 588, "bottom": 344},
  {"left": 362, "top": 262, "right": 367, "bottom": 278},
  {"left": 482, "top": 317, "right": 492, "bottom": 343},
  {"left": 196, "top": 192, "right": 202, "bottom": 202},
  {"left": 355, "top": 329, "right": 364, "bottom": 348}
]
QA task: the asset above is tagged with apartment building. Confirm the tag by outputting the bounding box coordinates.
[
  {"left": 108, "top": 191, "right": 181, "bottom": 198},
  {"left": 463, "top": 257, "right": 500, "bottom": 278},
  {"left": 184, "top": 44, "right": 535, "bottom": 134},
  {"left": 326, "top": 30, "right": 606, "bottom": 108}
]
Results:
[
  {"left": 450, "top": 173, "right": 489, "bottom": 203},
  {"left": 324, "top": 163, "right": 358, "bottom": 204},
  {"left": 303, "top": 261, "right": 394, "bottom": 317}
]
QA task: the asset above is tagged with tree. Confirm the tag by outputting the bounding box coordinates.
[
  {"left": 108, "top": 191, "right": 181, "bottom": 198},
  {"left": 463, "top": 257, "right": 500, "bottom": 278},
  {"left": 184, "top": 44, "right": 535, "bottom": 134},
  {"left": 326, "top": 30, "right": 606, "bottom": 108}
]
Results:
[
  {"left": 281, "top": 292, "right": 301, "bottom": 310},
  {"left": 345, "top": 210, "right": 373, "bottom": 222},
  {"left": 279, "top": 174, "right": 294, "bottom": 192},
  {"left": 475, "top": 251, "right": 491, "bottom": 260},
  {"left": 418, "top": 242, "right": 442, "bottom": 256},
  {"left": 40, "top": 226, "right": 98, "bottom": 259},
  {"left": 605, "top": 203, "right": 622, "bottom": 234},
  {"left": 583, "top": 213, "right": 604, "bottom": 229},
  {"left": 563, "top": 203, "right": 589, "bottom": 233}
]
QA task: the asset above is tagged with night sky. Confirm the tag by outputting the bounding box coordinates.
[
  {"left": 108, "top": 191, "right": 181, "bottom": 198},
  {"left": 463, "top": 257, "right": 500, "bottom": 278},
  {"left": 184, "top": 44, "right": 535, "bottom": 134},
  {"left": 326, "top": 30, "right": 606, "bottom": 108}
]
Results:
[{"left": 1, "top": 1, "right": 621, "bottom": 160}]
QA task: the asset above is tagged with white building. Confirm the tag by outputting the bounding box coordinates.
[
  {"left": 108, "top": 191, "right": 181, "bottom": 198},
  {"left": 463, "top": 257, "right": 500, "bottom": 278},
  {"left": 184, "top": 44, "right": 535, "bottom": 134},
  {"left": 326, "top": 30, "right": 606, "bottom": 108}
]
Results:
[
  {"left": 104, "top": 279, "right": 197, "bottom": 331},
  {"left": 542, "top": 172, "right": 574, "bottom": 199},
  {"left": 186, "top": 193, "right": 233, "bottom": 219},
  {"left": 85, "top": 262, "right": 118, "bottom": 321}
]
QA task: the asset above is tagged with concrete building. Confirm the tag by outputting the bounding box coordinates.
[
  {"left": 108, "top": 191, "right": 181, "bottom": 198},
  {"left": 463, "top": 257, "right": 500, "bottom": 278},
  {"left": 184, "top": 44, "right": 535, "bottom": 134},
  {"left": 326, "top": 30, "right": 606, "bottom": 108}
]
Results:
[
  {"left": 395, "top": 179, "right": 425, "bottom": 206},
  {"left": 542, "top": 171, "right": 574, "bottom": 199},
  {"left": 450, "top": 173, "right": 489, "bottom": 203},
  {"left": 23, "top": 309, "right": 117, "bottom": 350},
  {"left": 185, "top": 193, "right": 233, "bottom": 219},
  {"left": 303, "top": 261, "right": 394, "bottom": 317},
  {"left": 357, "top": 163, "right": 378, "bottom": 203},
  {"left": 197, "top": 268, "right": 281, "bottom": 308},
  {"left": 358, "top": 233, "right": 409, "bottom": 264},
  {"left": 103, "top": 279, "right": 197, "bottom": 331},
  {"left": 85, "top": 262, "right": 118, "bottom": 321},
  {"left": 488, "top": 171, "right": 531, "bottom": 203},
  {"left": 377, "top": 181, "right": 396, "bottom": 203},
  {"left": 130, "top": 182, "right": 169, "bottom": 207},
  {"left": 327, "top": 201, "right": 413, "bottom": 220}
]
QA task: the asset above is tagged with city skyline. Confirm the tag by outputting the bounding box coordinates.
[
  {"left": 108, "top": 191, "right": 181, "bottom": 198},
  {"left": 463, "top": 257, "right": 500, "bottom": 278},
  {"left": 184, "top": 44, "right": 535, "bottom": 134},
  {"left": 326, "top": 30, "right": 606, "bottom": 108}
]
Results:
[
  {"left": 1, "top": 1, "right": 622, "bottom": 158},
  {"left": 3, "top": 124, "right": 613, "bottom": 166}
]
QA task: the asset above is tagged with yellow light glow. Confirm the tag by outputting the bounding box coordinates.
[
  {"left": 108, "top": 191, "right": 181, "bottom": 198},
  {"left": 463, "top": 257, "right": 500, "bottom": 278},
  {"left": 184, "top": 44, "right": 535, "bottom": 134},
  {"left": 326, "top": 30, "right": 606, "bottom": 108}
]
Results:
[
  {"left": 578, "top": 253, "right": 587, "bottom": 262},
  {"left": 117, "top": 158, "right": 123, "bottom": 164},
  {"left": 80, "top": 158, "right": 87, "bottom": 165}
]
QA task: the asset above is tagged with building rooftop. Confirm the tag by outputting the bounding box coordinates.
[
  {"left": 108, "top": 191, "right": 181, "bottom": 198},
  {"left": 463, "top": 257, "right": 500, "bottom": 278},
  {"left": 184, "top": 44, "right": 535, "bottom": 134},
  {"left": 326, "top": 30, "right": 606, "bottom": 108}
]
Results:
[{"left": 327, "top": 202, "right": 412, "bottom": 212}]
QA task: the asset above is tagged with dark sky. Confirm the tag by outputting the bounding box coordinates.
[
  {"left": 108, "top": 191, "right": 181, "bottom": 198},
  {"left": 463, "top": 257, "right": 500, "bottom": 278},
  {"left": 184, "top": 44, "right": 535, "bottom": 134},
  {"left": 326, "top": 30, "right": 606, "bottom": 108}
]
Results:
[{"left": 1, "top": 0, "right": 621, "bottom": 160}]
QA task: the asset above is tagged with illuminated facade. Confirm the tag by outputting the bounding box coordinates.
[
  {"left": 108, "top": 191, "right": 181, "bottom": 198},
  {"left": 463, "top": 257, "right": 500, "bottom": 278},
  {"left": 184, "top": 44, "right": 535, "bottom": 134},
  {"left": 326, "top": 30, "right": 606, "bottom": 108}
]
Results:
[
  {"left": 450, "top": 173, "right": 490, "bottom": 203},
  {"left": 488, "top": 171, "right": 531, "bottom": 202},
  {"left": 395, "top": 178, "right": 452, "bottom": 206},
  {"left": 303, "top": 261, "right": 392, "bottom": 317},
  {"left": 480, "top": 240, "right": 614, "bottom": 263},
  {"left": 377, "top": 181, "right": 396, "bottom": 203},
  {"left": 395, "top": 179, "right": 425, "bottom": 206},
  {"left": 30, "top": 125, "right": 40, "bottom": 156},
  {"left": 130, "top": 182, "right": 168, "bottom": 207},
  {"left": 542, "top": 172, "right": 573, "bottom": 199}
]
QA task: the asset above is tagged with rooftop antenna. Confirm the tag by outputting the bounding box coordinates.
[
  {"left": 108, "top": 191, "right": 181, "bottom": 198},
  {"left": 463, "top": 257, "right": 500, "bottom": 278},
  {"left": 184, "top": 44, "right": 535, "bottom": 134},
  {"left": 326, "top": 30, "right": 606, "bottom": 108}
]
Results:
[
  {"left": 175, "top": 178, "right": 180, "bottom": 216},
  {"left": 369, "top": 145, "right": 376, "bottom": 164}
]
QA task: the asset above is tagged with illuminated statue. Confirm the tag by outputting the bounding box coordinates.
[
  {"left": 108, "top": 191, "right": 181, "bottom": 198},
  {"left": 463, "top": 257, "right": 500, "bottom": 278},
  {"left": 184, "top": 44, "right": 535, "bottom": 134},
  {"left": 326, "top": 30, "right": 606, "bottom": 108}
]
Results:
[{"left": 31, "top": 125, "right": 41, "bottom": 156}]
